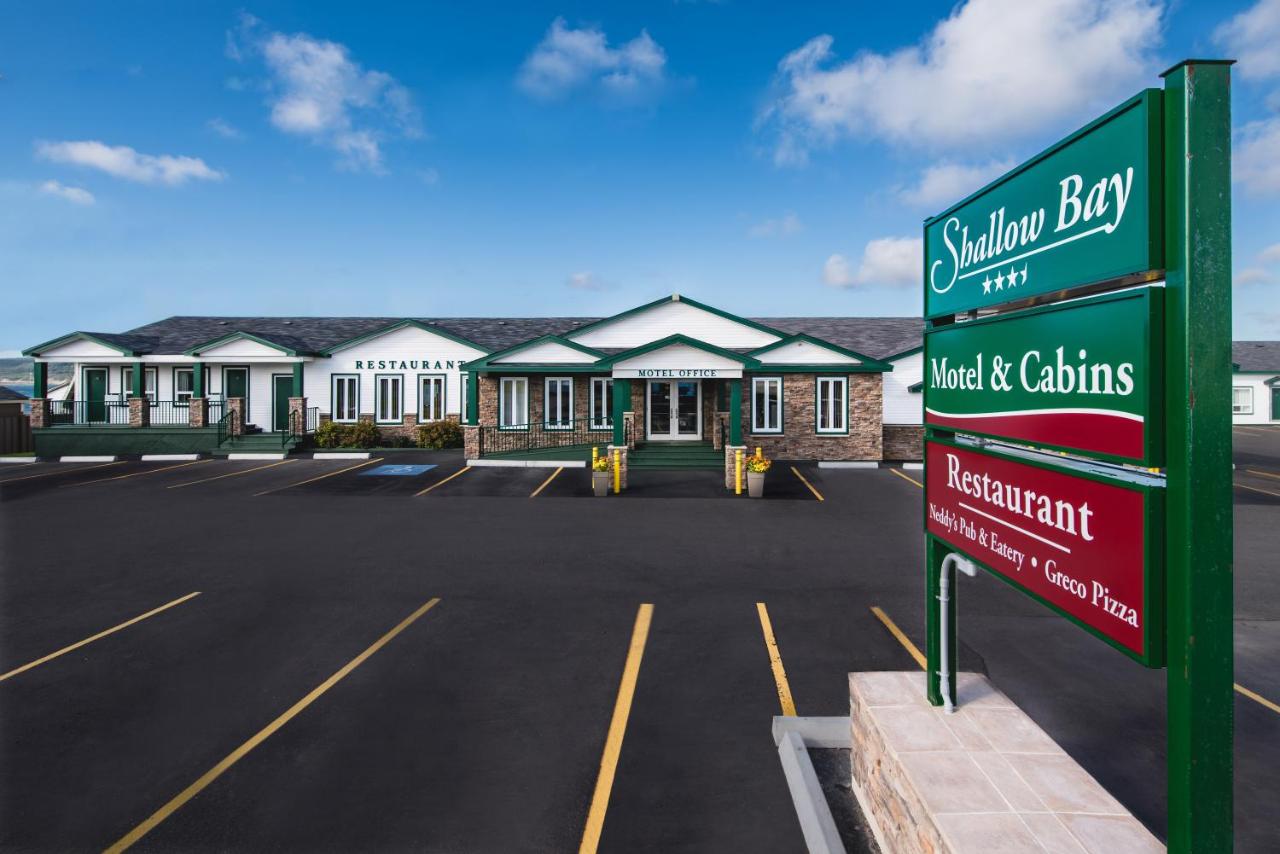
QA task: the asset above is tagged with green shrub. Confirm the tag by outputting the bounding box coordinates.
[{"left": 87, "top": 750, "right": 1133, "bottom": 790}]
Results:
[
  {"left": 348, "top": 419, "right": 380, "bottom": 448},
  {"left": 416, "top": 419, "right": 463, "bottom": 449},
  {"left": 313, "top": 420, "right": 348, "bottom": 448}
]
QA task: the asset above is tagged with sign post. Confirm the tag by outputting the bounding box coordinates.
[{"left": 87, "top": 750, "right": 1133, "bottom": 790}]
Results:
[{"left": 921, "top": 59, "right": 1233, "bottom": 851}]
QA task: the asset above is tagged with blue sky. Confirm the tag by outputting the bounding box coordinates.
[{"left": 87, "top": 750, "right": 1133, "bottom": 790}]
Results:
[{"left": 2, "top": 0, "right": 1278, "bottom": 354}]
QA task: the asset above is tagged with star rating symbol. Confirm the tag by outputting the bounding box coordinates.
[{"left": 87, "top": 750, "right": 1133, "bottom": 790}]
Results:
[
  {"left": 1006, "top": 267, "right": 1021, "bottom": 288},
  {"left": 993, "top": 270, "right": 1006, "bottom": 291},
  {"left": 981, "top": 275, "right": 993, "bottom": 294}
]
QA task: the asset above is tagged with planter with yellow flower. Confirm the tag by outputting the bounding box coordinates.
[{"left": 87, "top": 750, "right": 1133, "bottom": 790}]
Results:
[
  {"left": 745, "top": 451, "right": 771, "bottom": 498},
  {"left": 591, "top": 453, "right": 611, "bottom": 497}
]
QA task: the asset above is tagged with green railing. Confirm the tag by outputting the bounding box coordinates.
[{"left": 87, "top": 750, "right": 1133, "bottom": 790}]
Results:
[{"left": 478, "top": 419, "right": 613, "bottom": 457}]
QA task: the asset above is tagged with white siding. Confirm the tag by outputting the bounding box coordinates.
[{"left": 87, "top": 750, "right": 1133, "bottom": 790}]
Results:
[
  {"left": 197, "top": 338, "right": 289, "bottom": 358},
  {"left": 756, "top": 339, "right": 860, "bottom": 365},
  {"left": 613, "top": 343, "right": 743, "bottom": 372},
  {"left": 40, "top": 339, "right": 122, "bottom": 359},
  {"left": 1232, "top": 372, "right": 1279, "bottom": 424},
  {"left": 882, "top": 351, "right": 922, "bottom": 425},
  {"left": 494, "top": 340, "right": 596, "bottom": 363},
  {"left": 316, "top": 324, "right": 486, "bottom": 421},
  {"left": 568, "top": 300, "right": 781, "bottom": 349}
]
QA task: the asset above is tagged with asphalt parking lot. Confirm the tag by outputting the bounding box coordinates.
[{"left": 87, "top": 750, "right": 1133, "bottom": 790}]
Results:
[{"left": 0, "top": 430, "right": 1277, "bottom": 852}]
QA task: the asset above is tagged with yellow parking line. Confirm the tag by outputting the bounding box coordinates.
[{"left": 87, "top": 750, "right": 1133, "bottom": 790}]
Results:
[
  {"left": 756, "top": 603, "right": 797, "bottom": 716},
  {"left": 0, "top": 592, "right": 201, "bottom": 683},
  {"left": 530, "top": 466, "right": 563, "bottom": 498},
  {"left": 889, "top": 468, "right": 923, "bottom": 488},
  {"left": 579, "top": 603, "right": 653, "bottom": 854},
  {"left": 64, "top": 460, "right": 208, "bottom": 487},
  {"left": 870, "top": 606, "right": 927, "bottom": 670},
  {"left": 0, "top": 461, "right": 123, "bottom": 484},
  {"left": 789, "top": 466, "right": 824, "bottom": 501},
  {"left": 1235, "top": 683, "right": 1280, "bottom": 715},
  {"left": 415, "top": 465, "right": 471, "bottom": 496},
  {"left": 254, "top": 457, "right": 382, "bottom": 496},
  {"left": 1235, "top": 481, "right": 1280, "bottom": 499},
  {"left": 169, "top": 459, "right": 296, "bottom": 489},
  {"left": 1245, "top": 468, "right": 1280, "bottom": 481},
  {"left": 103, "top": 597, "right": 442, "bottom": 854}
]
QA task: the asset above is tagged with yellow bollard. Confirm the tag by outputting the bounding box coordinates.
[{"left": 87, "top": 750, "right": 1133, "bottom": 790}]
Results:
[
  {"left": 592, "top": 446, "right": 598, "bottom": 464},
  {"left": 755, "top": 446, "right": 761, "bottom": 458},
  {"left": 613, "top": 449, "right": 621, "bottom": 494},
  {"left": 735, "top": 449, "right": 743, "bottom": 495}
]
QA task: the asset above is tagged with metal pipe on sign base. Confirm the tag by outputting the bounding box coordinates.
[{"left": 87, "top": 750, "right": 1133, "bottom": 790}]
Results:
[
  {"left": 735, "top": 449, "right": 743, "bottom": 495},
  {"left": 613, "top": 449, "right": 620, "bottom": 494},
  {"left": 939, "top": 553, "right": 977, "bottom": 714}
]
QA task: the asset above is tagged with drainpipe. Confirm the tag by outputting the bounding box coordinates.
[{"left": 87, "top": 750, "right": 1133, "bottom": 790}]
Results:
[{"left": 939, "top": 552, "right": 978, "bottom": 714}]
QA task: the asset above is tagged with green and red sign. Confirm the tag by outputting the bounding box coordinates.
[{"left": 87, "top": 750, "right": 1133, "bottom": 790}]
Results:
[
  {"left": 924, "top": 90, "right": 1162, "bottom": 319},
  {"left": 925, "top": 288, "right": 1163, "bottom": 465},
  {"left": 926, "top": 440, "right": 1162, "bottom": 664}
]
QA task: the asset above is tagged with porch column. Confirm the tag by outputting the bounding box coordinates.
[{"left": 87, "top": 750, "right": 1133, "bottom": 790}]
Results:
[
  {"left": 188, "top": 361, "right": 207, "bottom": 428},
  {"left": 728, "top": 378, "right": 742, "bottom": 446},
  {"left": 129, "top": 360, "right": 149, "bottom": 428},
  {"left": 466, "top": 370, "right": 479, "bottom": 426},
  {"left": 292, "top": 362, "right": 304, "bottom": 397},
  {"left": 29, "top": 361, "right": 49, "bottom": 428},
  {"left": 192, "top": 361, "right": 205, "bottom": 398},
  {"left": 612, "top": 378, "right": 631, "bottom": 446}
]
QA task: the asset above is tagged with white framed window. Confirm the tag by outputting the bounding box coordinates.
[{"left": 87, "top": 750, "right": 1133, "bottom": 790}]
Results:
[
  {"left": 121, "top": 366, "right": 157, "bottom": 401},
  {"left": 752, "top": 376, "right": 782, "bottom": 433},
  {"left": 500, "top": 377, "right": 528, "bottom": 428},
  {"left": 461, "top": 373, "right": 470, "bottom": 423},
  {"left": 419, "top": 374, "right": 446, "bottom": 422},
  {"left": 1232, "top": 386, "right": 1254, "bottom": 415},
  {"left": 375, "top": 374, "right": 403, "bottom": 423},
  {"left": 174, "top": 368, "right": 194, "bottom": 404},
  {"left": 815, "top": 376, "right": 848, "bottom": 434},
  {"left": 589, "top": 377, "right": 613, "bottom": 430},
  {"left": 544, "top": 377, "right": 573, "bottom": 430},
  {"left": 332, "top": 375, "right": 359, "bottom": 422}
]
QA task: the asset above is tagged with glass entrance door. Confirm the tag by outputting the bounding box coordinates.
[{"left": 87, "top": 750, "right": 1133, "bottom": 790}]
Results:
[{"left": 646, "top": 380, "right": 701, "bottom": 440}]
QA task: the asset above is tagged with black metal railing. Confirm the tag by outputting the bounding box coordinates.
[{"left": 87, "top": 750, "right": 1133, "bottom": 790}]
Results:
[
  {"left": 48, "top": 399, "right": 130, "bottom": 426},
  {"left": 285, "top": 406, "right": 319, "bottom": 447},
  {"left": 478, "top": 419, "right": 614, "bottom": 457},
  {"left": 215, "top": 406, "right": 233, "bottom": 446},
  {"left": 147, "top": 399, "right": 198, "bottom": 426},
  {"left": 207, "top": 398, "right": 226, "bottom": 424}
]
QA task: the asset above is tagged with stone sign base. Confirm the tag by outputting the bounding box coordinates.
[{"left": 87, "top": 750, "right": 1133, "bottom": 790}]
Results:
[{"left": 849, "top": 671, "right": 1162, "bottom": 854}]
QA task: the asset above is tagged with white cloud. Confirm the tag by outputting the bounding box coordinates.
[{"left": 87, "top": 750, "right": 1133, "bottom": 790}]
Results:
[
  {"left": 229, "top": 16, "right": 422, "bottom": 173},
  {"left": 35, "top": 140, "right": 224, "bottom": 186},
  {"left": 897, "top": 159, "right": 1015, "bottom": 208},
  {"left": 38, "top": 180, "right": 95, "bottom": 205},
  {"left": 1214, "top": 0, "right": 1280, "bottom": 80},
  {"left": 517, "top": 18, "right": 667, "bottom": 101},
  {"left": 748, "top": 211, "right": 803, "bottom": 238},
  {"left": 1235, "top": 118, "right": 1280, "bottom": 195},
  {"left": 1260, "top": 243, "right": 1280, "bottom": 264},
  {"left": 207, "top": 117, "right": 243, "bottom": 140},
  {"left": 567, "top": 271, "right": 609, "bottom": 291},
  {"left": 760, "top": 0, "right": 1163, "bottom": 165},
  {"left": 417, "top": 167, "right": 440, "bottom": 186},
  {"left": 824, "top": 237, "right": 922, "bottom": 288},
  {"left": 1237, "top": 268, "right": 1274, "bottom": 286}
]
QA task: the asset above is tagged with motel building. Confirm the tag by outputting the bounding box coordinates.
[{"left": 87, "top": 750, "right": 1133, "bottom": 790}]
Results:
[
  {"left": 1232, "top": 341, "right": 1280, "bottom": 425},
  {"left": 23, "top": 294, "right": 925, "bottom": 477}
]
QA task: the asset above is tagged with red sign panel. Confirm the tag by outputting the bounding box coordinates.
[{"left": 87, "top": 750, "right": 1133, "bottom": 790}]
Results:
[{"left": 926, "top": 440, "right": 1161, "bottom": 663}]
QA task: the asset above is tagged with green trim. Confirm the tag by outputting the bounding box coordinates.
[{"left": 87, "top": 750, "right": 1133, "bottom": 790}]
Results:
[
  {"left": 749, "top": 375, "right": 783, "bottom": 435},
  {"left": 23, "top": 331, "right": 137, "bottom": 357},
  {"left": 331, "top": 373, "right": 360, "bottom": 423},
  {"left": 611, "top": 378, "right": 631, "bottom": 445},
  {"left": 192, "top": 362, "right": 205, "bottom": 398},
  {"left": 32, "top": 362, "right": 48, "bottom": 398},
  {"left": 728, "top": 378, "right": 742, "bottom": 445},
  {"left": 320, "top": 319, "right": 490, "bottom": 355},
  {"left": 563, "top": 294, "right": 790, "bottom": 342},
  {"left": 814, "top": 375, "right": 849, "bottom": 435},
  {"left": 465, "top": 334, "right": 606, "bottom": 371},
  {"left": 292, "top": 362, "right": 304, "bottom": 397},
  {"left": 907, "top": 381, "right": 923, "bottom": 393},
  {"left": 373, "top": 373, "right": 405, "bottom": 424},
  {"left": 185, "top": 330, "right": 303, "bottom": 357},
  {"left": 465, "top": 370, "right": 479, "bottom": 426},
  {"left": 271, "top": 372, "right": 292, "bottom": 432},
  {"left": 749, "top": 332, "right": 893, "bottom": 371},
  {"left": 471, "top": 363, "right": 601, "bottom": 374},
  {"left": 594, "top": 334, "right": 762, "bottom": 369},
  {"left": 417, "top": 372, "right": 447, "bottom": 422}
]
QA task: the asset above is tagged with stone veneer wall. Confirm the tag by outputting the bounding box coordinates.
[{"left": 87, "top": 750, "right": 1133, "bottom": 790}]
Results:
[
  {"left": 883, "top": 425, "right": 925, "bottom": 461},
  {"left": 738, "top": 373, "right": 883, "bottom": 461}
]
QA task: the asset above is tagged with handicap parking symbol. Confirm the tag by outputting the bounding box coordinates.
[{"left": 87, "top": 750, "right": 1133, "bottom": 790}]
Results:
[{"left": 361, "top": 464, "right": 437, "bottom": 477}]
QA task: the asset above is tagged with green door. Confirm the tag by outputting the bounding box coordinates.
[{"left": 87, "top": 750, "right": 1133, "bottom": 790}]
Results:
[
  {"left": 224, "top": 368, "right": 248, "bottom": 400},
  {"left": 1272, "top": 387, "right": 1280, "bottom": 422},
  {"left": 273, "top": 375, "right": 291, "bottom": 432},
  {"left": 85, "top": 368, "right": 107, "bottom": 423}
]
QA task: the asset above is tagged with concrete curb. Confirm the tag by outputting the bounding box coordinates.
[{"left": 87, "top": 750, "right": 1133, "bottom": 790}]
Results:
[
  {"left": 313, "top": 452, "right": 371, "bottom": 460},
  {"left": 772, "top": 717, "right": 847, "bottom": 854},
  {"left": 466, "top": 459, "right": 587, "bottom": 468},
  {"left": 141, "top": 454, "right": 201, "bottom": 461},
  {"left": 901, "top": 462, "right": 924, "bottom": 470},
  {"left": 0, "top": 457, "right": 39, "bottom": 464},
  {"left": 227, "top": 453, "right": 287, "bottom": 461},
  {"left": 60, "top": 455, "right": 117, "bottom": 462}
]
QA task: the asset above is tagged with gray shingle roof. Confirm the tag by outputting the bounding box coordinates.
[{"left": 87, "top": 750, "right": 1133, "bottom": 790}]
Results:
[
  {"left": 0, "top": 385, "right": 29, "bottom": 401},
  {"left": 1233, "top": 341, "right": 1280, "bottom": 372},
  {"left": 752, "top": 317, "right": 924, "bottom": 360}
]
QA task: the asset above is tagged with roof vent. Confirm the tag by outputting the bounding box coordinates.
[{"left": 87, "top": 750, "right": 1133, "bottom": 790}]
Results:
[
  {"left": 283, "top": 320, "right": 293, "bottom": 325},
  {"left": 218, "top": 321, "right": 228, "bottom": 326},
  {"left": 672, "top": 293, "right": 681, "bottom": 301},
  {"left": 497, "top": 320, "right": 507, "bottom": 326}
]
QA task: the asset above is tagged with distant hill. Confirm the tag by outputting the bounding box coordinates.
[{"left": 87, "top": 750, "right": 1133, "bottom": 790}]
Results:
[{"left": 0, "top": 358, "right": 73, "bottom": 384}]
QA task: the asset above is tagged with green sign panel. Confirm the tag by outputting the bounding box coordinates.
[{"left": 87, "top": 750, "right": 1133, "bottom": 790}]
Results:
[
  {"left": 925, "top": 288, "right": 1164, "bottom": 465},
  {"left": 924, "top": 90, "right": 1162, "bottom": 319}
]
